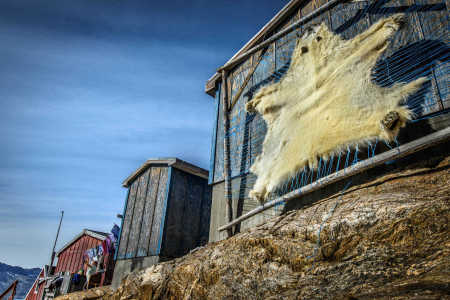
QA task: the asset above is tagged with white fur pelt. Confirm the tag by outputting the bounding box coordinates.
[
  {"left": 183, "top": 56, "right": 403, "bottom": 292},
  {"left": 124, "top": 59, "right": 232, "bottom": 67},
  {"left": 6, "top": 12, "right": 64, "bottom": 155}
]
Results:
[{"left": 246, "top": 14, "right": 427, "bottom": 202}]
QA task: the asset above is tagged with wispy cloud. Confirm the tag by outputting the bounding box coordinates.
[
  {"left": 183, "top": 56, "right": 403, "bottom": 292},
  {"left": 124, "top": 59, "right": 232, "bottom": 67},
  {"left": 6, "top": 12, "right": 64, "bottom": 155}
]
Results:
[{"left": 0, "top": 0, "right": 286, "bottom": 268}]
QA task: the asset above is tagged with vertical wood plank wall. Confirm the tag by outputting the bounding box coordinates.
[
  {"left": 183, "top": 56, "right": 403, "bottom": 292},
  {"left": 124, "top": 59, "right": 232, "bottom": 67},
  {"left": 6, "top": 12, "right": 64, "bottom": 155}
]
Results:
[
  {"left": 148, "top": 167, "right": 169, "bottom": 255},
  {"left": 208, "top": 0, "right": 449, "bottom": 241},
  {"left": 161, "top": 168, "right": 211, "bottom": 258},
  {"left": 137, "top": 167, "right": 161, "bottom": 257},
  {"left": 55, "top": 235, "right": 105, "bottom": 273},
  {"left": 117, "top": 165, "right": 211, "bottom": 260},
  {"left": 117, "top": 165, "right": 169, "bottom": 259}
]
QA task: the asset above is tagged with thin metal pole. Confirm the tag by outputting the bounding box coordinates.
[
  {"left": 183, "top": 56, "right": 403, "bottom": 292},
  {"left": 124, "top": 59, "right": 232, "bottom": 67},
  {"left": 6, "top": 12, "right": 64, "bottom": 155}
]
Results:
[
  {"left": 47, "top": 210, "right": 64, "bottom": 277},
  {"left": 221, "top": 70, "right": 234, "bottom": 237},
  {"left": 218, "top": 127, "right": 450, "bottom": 232}
]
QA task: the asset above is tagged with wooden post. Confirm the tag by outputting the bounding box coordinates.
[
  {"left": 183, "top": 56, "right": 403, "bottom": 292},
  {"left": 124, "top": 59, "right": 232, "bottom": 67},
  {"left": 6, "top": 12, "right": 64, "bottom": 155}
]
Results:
[
  {"left": 229, "top": 47, "right": 268, "bottom": 111},
  {"left": 221, "top": 70, "right": 234, "bottom": 237},
  {"left": 218, "top": 126, "right": 450, "bottom": 232}
]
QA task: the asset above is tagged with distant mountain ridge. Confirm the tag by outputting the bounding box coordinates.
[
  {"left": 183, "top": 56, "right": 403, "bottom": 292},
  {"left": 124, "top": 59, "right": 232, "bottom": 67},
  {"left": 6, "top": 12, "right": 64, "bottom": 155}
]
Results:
[{"left": 0, "top": 262, "right": 41, "bottom": 299}]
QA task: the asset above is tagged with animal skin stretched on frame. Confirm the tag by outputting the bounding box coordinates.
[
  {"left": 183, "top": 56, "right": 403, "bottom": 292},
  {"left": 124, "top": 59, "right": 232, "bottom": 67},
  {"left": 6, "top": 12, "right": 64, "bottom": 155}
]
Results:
[{"left": 246, "top": 14, "right": 427, "bottom": 202}]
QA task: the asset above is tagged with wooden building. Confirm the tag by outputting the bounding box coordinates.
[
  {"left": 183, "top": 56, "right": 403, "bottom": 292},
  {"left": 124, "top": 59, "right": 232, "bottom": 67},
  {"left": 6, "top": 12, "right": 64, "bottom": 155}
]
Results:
[
  {"left": 24, "top": 268, "right": 45, "bottom": 300},
  {"left": 55, "top": 229, "right": 115, "bottom": 291},
  {"left": 112, "top": 158, "right": 211, "bottom": 288},
  {"left": 206, "top": 0, "right": 449, "bottom": 241},
  {"left": 23, "top": 229, "right": 114, "bottom": 300},
  {"left": 24, "top": 266, "right": 57, "bottom": 300}
]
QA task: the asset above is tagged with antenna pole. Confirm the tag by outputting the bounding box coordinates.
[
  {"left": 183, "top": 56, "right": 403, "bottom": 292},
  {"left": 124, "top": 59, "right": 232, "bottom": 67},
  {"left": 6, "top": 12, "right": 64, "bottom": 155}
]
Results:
[{"left": 47, "top": 210, "right": 64, "bottom": 278}]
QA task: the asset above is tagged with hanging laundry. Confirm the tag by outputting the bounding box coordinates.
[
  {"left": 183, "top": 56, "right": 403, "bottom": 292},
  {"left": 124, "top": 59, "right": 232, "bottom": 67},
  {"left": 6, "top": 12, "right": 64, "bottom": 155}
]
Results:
[
  {"left": 105, "top": 238, "right": 111, "bottom": 252},
  {"left": 111, "top": 224, "right": 120, "bottom": 239},
  {"left": 108, "top": 233, "right": 116, "bottom": 244},
  {"left": 86, "top": 248, "right": 95, "bottom": 260},
  {"left": 98, "top": 244, "right": 104, "bottom": 256}
]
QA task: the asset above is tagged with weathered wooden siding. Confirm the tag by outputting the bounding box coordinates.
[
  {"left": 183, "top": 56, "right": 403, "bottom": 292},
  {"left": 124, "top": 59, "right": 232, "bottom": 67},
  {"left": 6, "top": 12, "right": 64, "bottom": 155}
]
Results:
[
  {"left": 137, "top": 167, "right": 161, "bottom": 257},
  {"left": 117, "top": 179, "right": 138, "bottom": 259},
  {"left": 126, "top": 169, "right": 150, "bottom": 257},
  {"left": 208, "top": 0, "right": 449, "bottom": 240},
  {"left": 55, "top": 233, "right": 115, "bottom": 287},
  {"left": 55, "top": 235, "right": 104, "bottom": 273},
  {"left": 148, "top": 167, "right": 169, "bottom": 255},
  {"left": 161, "top": 169, "right": 211, "bottom": 257},
  {"left": 117, "top": 166, "right": 169, "bottom": 259}
]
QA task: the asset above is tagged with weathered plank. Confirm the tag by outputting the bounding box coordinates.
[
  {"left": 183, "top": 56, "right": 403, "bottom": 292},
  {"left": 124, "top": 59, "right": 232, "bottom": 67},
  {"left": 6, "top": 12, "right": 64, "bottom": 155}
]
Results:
[
  {"left": 219, "top": 126, "right": 450, "bottom": 231},
  {"left": 214, "top": 83, "right": 225, "bottom": 183},
  {"left": 221, "top": 70, "right": 234, "bottom": 237},
  {"left": 199, "top": 182, "right": 212, "bottom": 245},
  {"left": 161, "top": 168, "right": 186, "bottom": 257},
  {"left": 117, "top": 180, "right": 138, "bottom": 259},
  {"left": 137, "top": 167, "right": 161, "bottom": 257},
  {"left": 414, "top": 0, "right": 448, "bottom": 111},
  {"left": 229, "top": 48, "right": 268, "bottom": 111},
  {"left": 181, "top": 176, "right": 203, "bottom": 253},
  {"left": 330, "top": 0, "right": 370, "bottom": 39},
  {"left": 127, "top": 169, "right": 150, "bottom": 258},
  {"left": 148, "top": 167, "right": 169, "bottom": 255}
]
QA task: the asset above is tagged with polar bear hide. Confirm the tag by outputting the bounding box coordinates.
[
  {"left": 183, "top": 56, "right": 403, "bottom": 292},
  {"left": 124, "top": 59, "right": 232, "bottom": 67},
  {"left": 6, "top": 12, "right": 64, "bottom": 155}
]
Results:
[{"left": 246, "top": 14, "right": 427, "bottom": 202}]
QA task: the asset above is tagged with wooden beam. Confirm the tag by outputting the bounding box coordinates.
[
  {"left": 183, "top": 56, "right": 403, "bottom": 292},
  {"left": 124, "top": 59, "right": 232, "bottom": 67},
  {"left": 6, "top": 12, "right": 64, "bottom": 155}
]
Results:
[
  {"left": 221, "top": 70, "right": 234, "bottom": 237},
  {"left": 205, "top": 0, "right": 307, "bottom": 97},
  {"left": 217, "top": 0, "right": 347, "bottom": 73},
  {"left": 229, "top": 47, "right": 268, "bottom": 112},
  {"left": 218, "top": 126, "right": 450, "bottom": 232}
]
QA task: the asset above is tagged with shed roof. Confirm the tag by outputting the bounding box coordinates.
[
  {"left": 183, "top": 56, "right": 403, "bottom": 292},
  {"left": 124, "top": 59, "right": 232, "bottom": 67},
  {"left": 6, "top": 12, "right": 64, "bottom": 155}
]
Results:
[
  {"left": 56, "top": 229, "right": 108, "bottom": 256},
  {"left": 205, "top": 0, "right": 303, "bottom": 96},
  {"left": 122, "top": 157, "right": 209, "bottom": 187}
]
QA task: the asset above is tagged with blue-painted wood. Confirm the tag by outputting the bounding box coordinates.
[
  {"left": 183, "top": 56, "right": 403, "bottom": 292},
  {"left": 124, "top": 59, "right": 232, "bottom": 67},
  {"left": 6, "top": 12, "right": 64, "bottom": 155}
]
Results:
[{"left": 114, "top": 188, "right": 130, "bottom": 261}]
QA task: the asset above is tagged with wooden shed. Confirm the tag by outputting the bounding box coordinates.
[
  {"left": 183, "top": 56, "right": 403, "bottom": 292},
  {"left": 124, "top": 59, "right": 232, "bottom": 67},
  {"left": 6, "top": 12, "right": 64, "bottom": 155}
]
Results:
[
  {"left": 206, "top": 0, "right": 449, "bottom": 241},
  {"left": 55, "top": 229, "right": 115, "bottom": 289},
  {"left": 112, "top": 158, "right": 211, "bottom": 288}
]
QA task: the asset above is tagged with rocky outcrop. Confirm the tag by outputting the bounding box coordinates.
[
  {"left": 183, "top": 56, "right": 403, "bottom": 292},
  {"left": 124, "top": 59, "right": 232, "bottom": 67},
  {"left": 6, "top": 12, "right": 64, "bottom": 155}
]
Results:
[
  {"left": 55, "top": 286, "right": 114, "bottom": 300},
  {"left": 57, "top": 153, "right": 450, "bottom": 300}
]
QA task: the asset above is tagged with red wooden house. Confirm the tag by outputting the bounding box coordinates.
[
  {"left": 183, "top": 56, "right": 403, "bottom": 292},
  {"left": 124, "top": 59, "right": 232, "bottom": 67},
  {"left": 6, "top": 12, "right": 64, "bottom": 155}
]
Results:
[
  {"left": 24, "top": 229, "right": 116, "bottom": 300},
  {"left": 55, "top": 229, "right": 115, "bottom": 288}
]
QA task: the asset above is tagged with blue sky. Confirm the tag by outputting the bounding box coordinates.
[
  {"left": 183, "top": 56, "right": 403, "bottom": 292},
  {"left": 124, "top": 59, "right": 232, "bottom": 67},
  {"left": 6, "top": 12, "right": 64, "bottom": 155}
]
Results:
[{"left": 0, "top": 0, "right": 287, "bottom": 268}]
